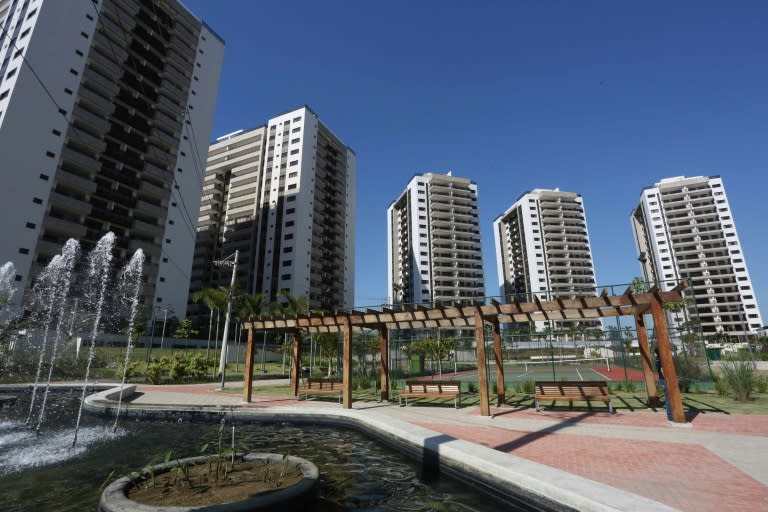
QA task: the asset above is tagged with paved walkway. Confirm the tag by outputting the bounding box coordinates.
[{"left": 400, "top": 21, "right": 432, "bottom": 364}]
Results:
[{"left": 93, "top": 382, "right": 768, "bottom": 511}]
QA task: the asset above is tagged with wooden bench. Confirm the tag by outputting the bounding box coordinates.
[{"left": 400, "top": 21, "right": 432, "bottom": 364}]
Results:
[
  {"left": 534, "top": 380, "right": 612, "bottom": 413},
  {"left": 398, "top": 380, "right": 463, "bottom": 409},
  {"left": 299, "top": 378, "right": 343, "bottom": 403}
]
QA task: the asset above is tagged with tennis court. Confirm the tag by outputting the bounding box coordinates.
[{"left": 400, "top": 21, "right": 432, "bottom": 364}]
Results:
[{"left": 448, "top": 357, "right": 646, "bottom": 383}]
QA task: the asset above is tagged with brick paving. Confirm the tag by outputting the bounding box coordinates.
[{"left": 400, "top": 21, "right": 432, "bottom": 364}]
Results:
[{"left": 123, "top": 383, "right": 768, "bottom": 511}]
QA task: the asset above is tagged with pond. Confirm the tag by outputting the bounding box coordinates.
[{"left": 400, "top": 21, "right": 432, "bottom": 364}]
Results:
[{"left": 0, "top": 392, "right": 528, "bottom": 511}]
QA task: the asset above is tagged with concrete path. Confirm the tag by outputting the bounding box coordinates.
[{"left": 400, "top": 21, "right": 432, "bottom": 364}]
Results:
[{"left": 90, "top": 382, "right": 768, "bottom": 512}]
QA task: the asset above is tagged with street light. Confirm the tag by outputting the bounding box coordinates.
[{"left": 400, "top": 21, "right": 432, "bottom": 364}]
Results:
[{"left": 213, "top": 250, "right": 238, "bottom": 390}]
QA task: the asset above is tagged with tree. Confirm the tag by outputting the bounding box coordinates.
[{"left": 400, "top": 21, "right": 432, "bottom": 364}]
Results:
[
  {"left": 316, "top": 332, "right": 338, "bottom": 377},
  {"left": 405, "top": 337, "right": 456, "bottom": 377},
  {"left": 191, "top": 288, "right": 227, "bottom": 360},
  {"left": 174, "top": 319, "right": 199, "bottom": 348},
  {"left": 631, "top": 276, "right": 649, "bottom": 293}
]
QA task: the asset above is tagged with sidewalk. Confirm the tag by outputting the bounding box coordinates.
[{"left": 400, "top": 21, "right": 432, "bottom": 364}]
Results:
[{"left": 92, "top": 382, "right": 768, "bottom": 512}]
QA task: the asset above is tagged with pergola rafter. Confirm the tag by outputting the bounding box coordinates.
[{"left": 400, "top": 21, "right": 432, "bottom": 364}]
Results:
[{"left": 242, "top": 282, "right": 689, "bottom": 422}]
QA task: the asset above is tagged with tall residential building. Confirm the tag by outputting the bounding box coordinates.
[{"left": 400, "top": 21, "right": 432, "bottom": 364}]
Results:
[
  {"left": 631, "top": 176, "right": 763, "bottom": 335},
  {"left": 0, "top": 0, "right": 224, "bottom": 318},
  {"left": 493, "top": 188, "right": 599, "bottom": 330},
  {"left": 387, "top": 172, "right": 484, "bottom": 307},
  {"left": 188, "top": 106, "right": 356, "bottom": 316}
]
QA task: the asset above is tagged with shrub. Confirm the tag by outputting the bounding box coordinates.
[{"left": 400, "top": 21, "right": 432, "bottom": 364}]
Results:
[
  {"left": 718, "top": 358, "right": 756, "bottom": 401},
  {"left": 513, "top": 380, "right": 535, "bottom": 394},
  {"left": 714, "top": 379, "right": 729, "bottom": 397},
  {"left": 467, "top": 381, "right": 478, "bottom": 393},
  {"left": 114, "top": 360, "right": 140, "bottom": 381},
  {"left": 145, "top": 357, "right": 170, "bottom": 385},
  {"left": 755, "top": 375, "right": 768, "bottom": 394},
  {"left": 622, "top": 379, "right": 637, "bottom": 393},
  {"left": 351, "top": 375, "right": 369, "bottom": 391}
]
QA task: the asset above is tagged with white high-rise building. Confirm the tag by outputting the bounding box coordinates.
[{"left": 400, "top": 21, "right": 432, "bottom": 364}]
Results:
[
  {"left": 188, "top": 106, "right": 356, "bottom": 315},
  {"left": 632, "top": 176, "right": 763, "bottom": 335},
  {"left": 387, "top": 172, "right": 484, "bottom": 306},
  {"left": 0, "top": 0, "right": 224, "bottom": 318},
  {"left": 493, "top": 188, "right": 599, "bottom": 330}
]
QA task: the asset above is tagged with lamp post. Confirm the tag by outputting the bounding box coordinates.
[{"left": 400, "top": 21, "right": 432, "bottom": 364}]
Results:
[{"left": 213, "top": 250, "right": 238, "bottom": 390}]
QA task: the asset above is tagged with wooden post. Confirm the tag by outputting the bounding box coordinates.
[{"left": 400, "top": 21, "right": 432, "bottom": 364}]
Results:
[
  {"left": 474, "top": 307, "right": 490, "bottom": 417},
  {"left": 379, "top": 325, "right": 389, "bottom": 401},
  {"left": 635, "top": 313, "right": 659, "bottom": 408},
  {"left": 651, "top": 295, "right": 686, "bottom": 423},
  {"left": 491, "top": 318, "right": 505, "bottom": 406},
  {"left": 243, "top": 326, "right": 255, "bottom": 403},
  {"left": 290, "top": 330, "right": 302, "bottom": 397},
  {"left": 342, "top": 316, "right": 353, "bottom": 409}
]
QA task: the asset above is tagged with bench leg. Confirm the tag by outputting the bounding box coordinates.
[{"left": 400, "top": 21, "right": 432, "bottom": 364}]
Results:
[
  {"left": 535, "top": 399, "right": 539, "bottom": 411},
  {"left": 609, "top": 401, "right": 613, "bottom": 414}
]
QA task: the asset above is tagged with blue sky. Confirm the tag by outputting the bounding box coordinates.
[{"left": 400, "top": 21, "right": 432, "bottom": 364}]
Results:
[{"left": 184, "top": 0, "right": 768, "bottom": 322}]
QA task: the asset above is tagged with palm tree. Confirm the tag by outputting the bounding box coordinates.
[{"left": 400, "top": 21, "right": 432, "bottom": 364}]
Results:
[
  {"left": 191, "top": 287, "right": 227, "bottom": 361},
  {"left": 236, "top": 293, "right": 266, "bottom": 371},
  {"left": 276, "top": 291, "right": 308, "bottom": 380}
]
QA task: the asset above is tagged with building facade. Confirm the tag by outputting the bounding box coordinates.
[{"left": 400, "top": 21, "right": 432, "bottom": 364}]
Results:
[
  {"left": 188, "top": 106, "right": 356, "bottom": 317},
  {"left": 387, "top": 172, "right": 484, "bottom": 307},
  {"left": 493, "top": 188, "right": 599, "bottom": 331},
  {"left": 631, "top": 176, "right": 763, "bottom": 335},
  {"left": 0, "top": 0, "right": 223, "bottom": 318}
]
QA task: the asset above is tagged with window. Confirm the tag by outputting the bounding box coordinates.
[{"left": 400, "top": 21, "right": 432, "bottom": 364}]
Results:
[
  {"left": 25, "top": 222, "right": 35, "bottom": 229},
  {"left": 0, "top": 90, "right": 8, "bottom": 100},
  {"left": 45, "top": 151, "right": 55, "bottom": 158},
  {"left": 18, "top": 248, "right": 29, "bottom": 254},
  {"left": 286, "top": 208, "right": 295, "bottom": 214},
  {"left": 289, "top": 160, "right": 298, "bottom": 166},
  {"left": 291, "top": 127, "right": 301, "bottom": 133},
  {"left": 283, "top": 247, "right": 293, "bottom": 253},
  {"left": 20, "top": 28, "right": 31, "bottom": 39},
  {"left": 39, "top": 173, "right": 48, "bottom": 180},
  {"left": 281, "top": 274, "right": 291, "bottom": 280},
  {"left": 284, "top": 234, "right": 293, "bottom": 240},
  {"left": 287, "top": 184, "right": 297, "bottom": 190},
  {"left": 81, "top": 32, "right": 89, "bottom": 39},
  {"left": 282, "top": 260, "right": 292, "bottom": 267},
  {"left": 5, "top": 68, "right": 16, "bottom": 79}
]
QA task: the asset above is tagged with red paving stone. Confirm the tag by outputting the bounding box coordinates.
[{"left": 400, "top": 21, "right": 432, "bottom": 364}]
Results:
[
  {"left": 479, "top": 406, "right": 768, "bottom": 436},
  {"left": 416, "top": 421, "right": 768, "bottom": 512}
]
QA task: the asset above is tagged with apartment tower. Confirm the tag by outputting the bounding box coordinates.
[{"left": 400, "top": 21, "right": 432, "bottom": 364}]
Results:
[
  {"left": 188, "top": 106, "right": 356, "bottom": 316},
  {"left": 493, "top": 188, "right": 599, "bottom": 330},
  {"left": 631, "top": 176, "right": 762, "bottom": 335},
  {"left": 0, "top": 0, "right": 224, "bottom": 318},
  {"left": 387, "top": 172, "right": 484, "bottom": 306}
]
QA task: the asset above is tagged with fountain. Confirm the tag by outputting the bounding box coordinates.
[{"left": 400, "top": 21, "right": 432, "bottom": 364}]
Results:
[{"left": 0, "top": 236, "right": 527, "bottom": 511}]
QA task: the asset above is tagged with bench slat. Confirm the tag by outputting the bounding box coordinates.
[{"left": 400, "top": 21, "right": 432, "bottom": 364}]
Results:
[
  {"left": 534, "top": 380, "right": 613, "bottom": 413},
  {"left": 399, "top": 380, "right": 463, "bottom": 409}
]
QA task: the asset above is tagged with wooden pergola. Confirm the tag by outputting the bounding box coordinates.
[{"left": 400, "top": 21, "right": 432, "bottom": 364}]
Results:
[{"left": 243, "top": 283, "right": 689, "bottom": 422}]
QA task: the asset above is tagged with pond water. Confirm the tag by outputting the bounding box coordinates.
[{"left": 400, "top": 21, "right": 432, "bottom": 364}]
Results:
[{"left": 0, "top": 392, "right": 527, "bottom": 511}]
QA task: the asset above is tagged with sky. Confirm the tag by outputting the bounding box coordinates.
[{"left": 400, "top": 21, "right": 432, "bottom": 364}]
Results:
[{"left": 183, "top": 0, "right": 768, "bottom": 323}]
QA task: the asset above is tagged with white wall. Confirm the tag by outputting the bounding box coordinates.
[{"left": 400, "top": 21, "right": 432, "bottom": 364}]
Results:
[{"left": 0, "top": 0, "right": 95, "bottom": 308}]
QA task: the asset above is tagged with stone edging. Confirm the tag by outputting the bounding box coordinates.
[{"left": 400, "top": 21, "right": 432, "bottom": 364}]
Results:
[{"left": 99, "top": 453, "right": 319, "bottom": 512}]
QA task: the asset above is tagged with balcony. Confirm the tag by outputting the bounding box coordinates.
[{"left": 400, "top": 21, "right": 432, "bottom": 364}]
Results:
[{"left": 55, "top": 168, "right": 97, "bottom": 193}]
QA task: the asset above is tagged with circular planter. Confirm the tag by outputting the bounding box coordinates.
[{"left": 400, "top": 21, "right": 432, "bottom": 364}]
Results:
[{"left": 99, "top": 453, "right": 319, "bottom": 512}]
